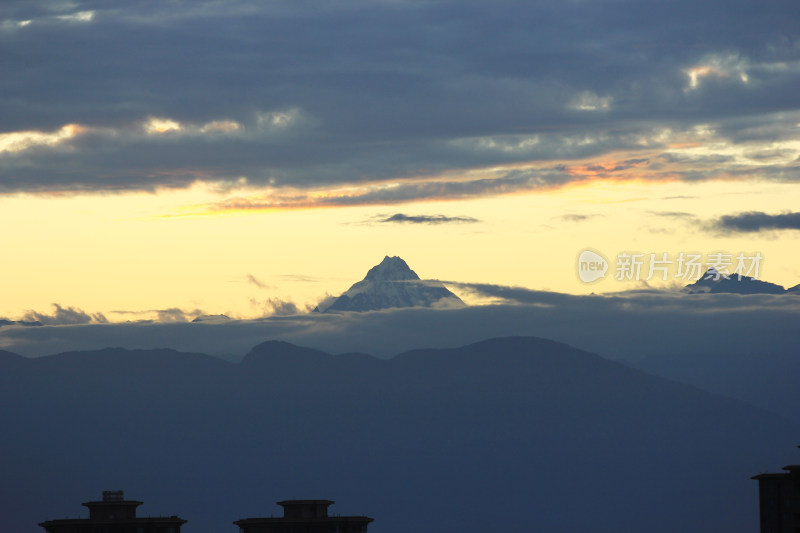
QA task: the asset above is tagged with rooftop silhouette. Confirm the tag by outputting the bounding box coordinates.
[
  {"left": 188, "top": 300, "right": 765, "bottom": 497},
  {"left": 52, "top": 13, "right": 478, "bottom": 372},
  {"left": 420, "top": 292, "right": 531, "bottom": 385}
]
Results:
[
  {"left": 38, "top": 493, "right": 372, "bottom": 533},
  {"left": 752, "top": 446, "right": 800, "bottom": 532},
  {"left": 39, "top": 491, "right": 187, "bottom": 533},
  {"left": 234, "top": 499, "right": 373, "bottom": 533}
]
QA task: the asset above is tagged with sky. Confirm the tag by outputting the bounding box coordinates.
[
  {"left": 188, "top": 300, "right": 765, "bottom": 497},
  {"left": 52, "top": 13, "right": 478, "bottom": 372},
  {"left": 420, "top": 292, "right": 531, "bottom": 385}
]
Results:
[{"left": 1, "top": 0, "right": 800, "bottom": 345}]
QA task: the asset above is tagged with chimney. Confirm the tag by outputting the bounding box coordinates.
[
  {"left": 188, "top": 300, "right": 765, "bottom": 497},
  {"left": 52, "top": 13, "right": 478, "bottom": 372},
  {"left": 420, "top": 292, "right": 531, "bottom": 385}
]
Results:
[{"left": 102, "top": 491, "right": 124, "bottom": 502}]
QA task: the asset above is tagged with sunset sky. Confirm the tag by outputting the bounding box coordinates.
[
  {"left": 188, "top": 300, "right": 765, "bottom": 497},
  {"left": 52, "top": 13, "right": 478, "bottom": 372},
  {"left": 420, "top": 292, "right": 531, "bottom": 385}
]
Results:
[{"left": 2, "top": 0, "right": 799, "bottom": 326}]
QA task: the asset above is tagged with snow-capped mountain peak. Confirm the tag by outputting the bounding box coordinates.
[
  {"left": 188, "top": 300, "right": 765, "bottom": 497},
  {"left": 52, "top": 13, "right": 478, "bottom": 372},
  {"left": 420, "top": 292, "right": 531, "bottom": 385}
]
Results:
[
  {"left": 683, "top": 268, "right": 786, "bottom": 294},
  {"left": 315, "top": 256, "right": 464, "bottom": 312},
  {"left": 364, "top": 256, "right": 420, "bottom": 282}
]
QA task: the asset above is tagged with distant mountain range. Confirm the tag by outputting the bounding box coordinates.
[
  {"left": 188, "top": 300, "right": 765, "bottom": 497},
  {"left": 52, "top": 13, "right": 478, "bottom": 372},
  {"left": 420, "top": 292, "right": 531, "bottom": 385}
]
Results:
[
  {"left": 684, "top": 267, "right": 798, "bottom": 294},
  {"left": 315, "top": 256, "right": 464, "bottom": 312},
  {"left": 3, "top": 261, "right": 799, "bottom": 329},
  {"left": 1, "top": 336, "right": 795, "bottom": 533},
  {"left": 0, "top": 319, "right": 42, "bottom": 328}
]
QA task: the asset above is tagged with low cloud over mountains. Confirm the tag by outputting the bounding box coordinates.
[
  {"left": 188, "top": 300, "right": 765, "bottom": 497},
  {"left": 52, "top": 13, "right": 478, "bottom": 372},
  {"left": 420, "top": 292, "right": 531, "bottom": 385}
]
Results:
[{"left": 2, "top": 288, "right": 799, "bottom": 363}]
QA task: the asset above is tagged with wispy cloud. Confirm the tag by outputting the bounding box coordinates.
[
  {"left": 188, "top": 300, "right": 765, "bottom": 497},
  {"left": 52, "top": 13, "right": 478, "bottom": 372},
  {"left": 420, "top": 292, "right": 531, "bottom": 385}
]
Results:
[
  {"left": 250, "top": 297, "right": 308, "bottom": 316},
  {"left": 166, "top": 166, "right": 579, "bottom": 214},
  {"left": 110, "top": 307, "right": 206, "bottom": 322},
  {"left": 645, "top": 210, "right": 699, "bottom": 234},
  {"left": 280, "top": 274, "right": 324, "bottom": 283},
  {"left": 650, "top": 211, "right": 698, "bottom": 219},
  {"left": 246, "top": 274, "right": 271, "bottom": 289},
  {"left": 155, "top": 308, "right": 198, "bottom": 323},
  {"left": 558, "top": 214, "right": 601, "bottom": 223},
  {"left": 375, "top": 213, "right": 480, "bottom": 225}
]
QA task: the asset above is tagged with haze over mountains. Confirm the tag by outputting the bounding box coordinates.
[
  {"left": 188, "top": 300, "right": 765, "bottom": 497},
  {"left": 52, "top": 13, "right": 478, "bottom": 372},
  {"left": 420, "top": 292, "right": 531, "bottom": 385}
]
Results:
[{"left": 1, "top": 336, "right": 796, "bottom": 533}]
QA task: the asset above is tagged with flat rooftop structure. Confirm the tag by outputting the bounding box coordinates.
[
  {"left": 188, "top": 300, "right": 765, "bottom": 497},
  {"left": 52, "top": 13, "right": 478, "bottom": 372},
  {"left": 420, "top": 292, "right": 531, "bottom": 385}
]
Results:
[
  {"left": 39, "top": 491, "right": 187, "bottom": 533},
  {"left": 235, "top": 499, "right": 373, "bottom": 533}
]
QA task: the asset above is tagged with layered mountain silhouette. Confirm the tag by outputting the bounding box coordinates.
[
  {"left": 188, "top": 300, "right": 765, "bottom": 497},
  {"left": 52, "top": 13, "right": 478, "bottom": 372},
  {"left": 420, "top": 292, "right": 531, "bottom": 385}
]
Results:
[
  {"left": 1, "top": 336, "right": 795, "bottom": 533},
  {"left": 315, "top": 256, "right": 463, "bottom": 312},
  {"left": 0, "top": 349, "right": 28, "bottom": 367},
  {"left": 635, "top": 348, "right": 800, "bottom": 424},
  {"left": 683, "top": 267, "right": 789, "bottom": 294},
  {"left": 0, "top": 318, "right": 42, "bottom": 328}
]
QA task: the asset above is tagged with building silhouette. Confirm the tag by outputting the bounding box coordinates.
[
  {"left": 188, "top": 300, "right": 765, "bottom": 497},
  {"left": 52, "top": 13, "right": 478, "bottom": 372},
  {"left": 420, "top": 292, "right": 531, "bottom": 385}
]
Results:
[
  {"left": 752, "top": 446, "right": 800, "bottom": 533},
  {"left": 234, "top": 500, "right": 373, "bottom": 533},
  {"left": 39, "top": 490, "right": 187, "bottom": 533}
]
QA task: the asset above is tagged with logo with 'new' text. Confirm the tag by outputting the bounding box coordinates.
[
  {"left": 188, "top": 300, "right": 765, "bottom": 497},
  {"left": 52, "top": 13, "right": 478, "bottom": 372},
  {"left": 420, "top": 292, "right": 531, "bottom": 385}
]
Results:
[{"left": 577, "top": 249, "right": 609, "bottom": 283}]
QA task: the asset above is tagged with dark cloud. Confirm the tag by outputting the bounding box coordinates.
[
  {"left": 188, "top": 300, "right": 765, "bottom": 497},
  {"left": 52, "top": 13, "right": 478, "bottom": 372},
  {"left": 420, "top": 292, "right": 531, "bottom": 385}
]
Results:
[
  {"left": 0, "top": 0, "right": 798, "bottom": 194},
  {"left": 377, "top": 213, "right": 480, "bottom": 225},
  {"left": 712, "top": 211, "right": 800, "bottom": 232},
  {"left": 22, "top": 304, "right": 107, "bottom": 325}
]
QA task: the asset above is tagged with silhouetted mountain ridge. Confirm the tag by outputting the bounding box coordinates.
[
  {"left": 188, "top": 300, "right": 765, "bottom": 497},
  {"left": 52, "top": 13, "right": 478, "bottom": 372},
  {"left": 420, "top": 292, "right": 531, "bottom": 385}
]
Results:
[
  {"left": 242, "top": 339, "right": 332, "bottom": 365},
  {"left": 0, "top": 318, "right": 43, "bottom": 327},
  {"left": 636, "top": 349, "right": 800, "bottom": 424},
  {"left": 684, "top": 268, "right": 788, "bottom": 294},
  {"left": 394, "top": 336, "right": 601, "bottom": 364},
  {"left": 1, "top": 336, "right": 796, "bottom": 533},
  {"left": 0, "top": 349, "right": 27, "bottom": 368}
]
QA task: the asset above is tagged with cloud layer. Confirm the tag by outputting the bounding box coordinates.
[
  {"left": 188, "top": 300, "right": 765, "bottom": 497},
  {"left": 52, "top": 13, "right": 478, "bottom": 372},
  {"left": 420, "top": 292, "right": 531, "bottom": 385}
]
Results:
[
  {"left": 3, "top": 289, "right": 799, "bottom": 361},
  {"left": 21, "top": 304, "right": 107, "bottom": 325},
  {"left": 0, "top": 0, "right": 798, "bottom": 201}
]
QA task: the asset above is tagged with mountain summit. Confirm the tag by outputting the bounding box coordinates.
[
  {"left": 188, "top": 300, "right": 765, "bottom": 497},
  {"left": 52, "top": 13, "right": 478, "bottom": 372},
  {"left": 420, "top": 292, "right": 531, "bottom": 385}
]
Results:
[
  {"left": 683, "top": 268, "right": 787, "bottom": 294},
  {"left": 315, "top": 256, "right": 464, "bottom": 312},
  {"left": 363, "top": 255, "right": 418, "bottom": 282}
]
